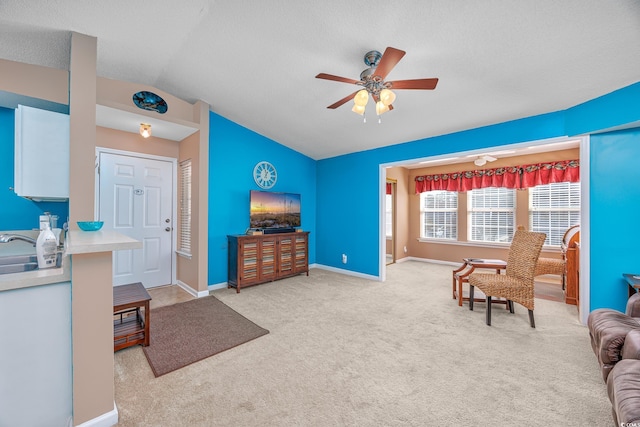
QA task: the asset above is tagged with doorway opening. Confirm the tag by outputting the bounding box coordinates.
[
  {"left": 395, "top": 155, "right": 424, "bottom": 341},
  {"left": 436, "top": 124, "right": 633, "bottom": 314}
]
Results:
[{"left": 386, "top": 179, "right": 397, "bottom": 265}]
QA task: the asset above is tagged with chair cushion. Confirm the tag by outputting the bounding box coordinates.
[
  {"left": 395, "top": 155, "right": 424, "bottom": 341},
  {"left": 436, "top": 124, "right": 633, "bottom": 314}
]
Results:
[
  {"left": 469, "top": 273, "right": 534, "bottom": 310},
  {"left": 534, "top": 257, "right": 565, "bottom": 276}
]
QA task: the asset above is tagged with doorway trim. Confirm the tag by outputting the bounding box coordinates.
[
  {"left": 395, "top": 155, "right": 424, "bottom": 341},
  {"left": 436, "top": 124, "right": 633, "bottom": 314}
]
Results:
[
  {"left": 386, "top": 178, "right": 397, "bottom": 266},
  {"left": 95, "top": 146, "right": 178, "bottom": 287},
  {"left": 379, "top": 135, "right": 589, "bottom": 324}
]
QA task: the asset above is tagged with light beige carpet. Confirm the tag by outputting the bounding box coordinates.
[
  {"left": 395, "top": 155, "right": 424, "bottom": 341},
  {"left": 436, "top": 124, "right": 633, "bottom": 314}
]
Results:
[{"left": 114, "top": 261, "right": 611, "bottom": 426}]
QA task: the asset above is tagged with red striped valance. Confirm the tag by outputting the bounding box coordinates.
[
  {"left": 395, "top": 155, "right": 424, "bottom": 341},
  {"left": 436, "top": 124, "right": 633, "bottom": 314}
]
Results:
[{"left": 414, "top": 160, "right": 579, "bottom": 193}]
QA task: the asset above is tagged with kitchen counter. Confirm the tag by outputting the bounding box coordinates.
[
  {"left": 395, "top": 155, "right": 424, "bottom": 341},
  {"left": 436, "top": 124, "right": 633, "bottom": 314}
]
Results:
[
  {"left": 0, "top": 229, "right": 141, "bottom": 292},
  {"left": 66, "top": 229, "right": 141, "bottom": 254}
]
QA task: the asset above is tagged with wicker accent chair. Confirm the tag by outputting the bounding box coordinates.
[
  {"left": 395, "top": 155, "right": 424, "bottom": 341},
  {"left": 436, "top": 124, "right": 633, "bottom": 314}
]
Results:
[
  {"left": 468, "top": 230, "right": 546, "bottom": 328},
  {"left": 535, "top": 257, "right": 566, "bottom": 289}
]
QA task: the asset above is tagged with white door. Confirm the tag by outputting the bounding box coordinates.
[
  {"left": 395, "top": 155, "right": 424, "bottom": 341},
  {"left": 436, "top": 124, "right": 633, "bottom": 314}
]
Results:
[{"left": 98, "top": 152, "right": 174, "bottom": 288}]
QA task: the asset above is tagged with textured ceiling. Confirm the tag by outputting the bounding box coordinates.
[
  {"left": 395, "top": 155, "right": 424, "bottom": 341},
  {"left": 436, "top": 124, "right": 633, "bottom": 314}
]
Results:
[{"left": 0, "top": 1, "right": 639, "bottom": 159}]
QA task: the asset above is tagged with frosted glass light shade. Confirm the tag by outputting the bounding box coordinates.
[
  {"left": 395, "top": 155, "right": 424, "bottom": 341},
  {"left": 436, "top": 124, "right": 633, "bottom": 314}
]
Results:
[
  {"left": 354, "top": 89, "right": 369, "bottom": 107},
  {"left": 380, "top": 88, "right": 396, "bottom": 106},
  {"left": 352, "top": 104, "right": 365, "bottom": 115},
  {"left": 375, "top": 101, "right": 389, "bottom": 115}
]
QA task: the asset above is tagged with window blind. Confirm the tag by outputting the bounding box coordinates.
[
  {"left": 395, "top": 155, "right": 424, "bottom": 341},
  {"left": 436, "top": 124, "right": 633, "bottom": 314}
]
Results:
[
  {"left": 385, "top": 194, "right": 393, "bottom": 238},
  {"left": 179, "top": 159, "right": 192, "bottom": 255},
  {"left": 468, "top": 187, "right": 515, "bottom": 243},
  {"left": 420, "top": 190, "right": 458, "bottom": 240},
  {"left": 529, "top": 182, "right": 580, "bottom": 246}
]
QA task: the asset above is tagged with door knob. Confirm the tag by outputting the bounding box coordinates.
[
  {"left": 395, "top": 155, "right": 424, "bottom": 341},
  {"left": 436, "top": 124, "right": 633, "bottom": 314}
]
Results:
[{"left": 165, "top": 227, "right": 171, "bottom": 232}]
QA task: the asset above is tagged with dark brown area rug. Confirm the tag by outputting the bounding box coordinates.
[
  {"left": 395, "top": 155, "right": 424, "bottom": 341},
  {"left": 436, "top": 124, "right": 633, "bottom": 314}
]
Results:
[{"left": 142, "top": 295, "right": 269, "bottom": 377}]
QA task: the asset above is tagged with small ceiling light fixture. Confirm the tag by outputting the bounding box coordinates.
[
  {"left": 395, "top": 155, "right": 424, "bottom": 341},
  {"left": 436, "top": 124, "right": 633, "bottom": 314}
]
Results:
[
  {"left": 474, "top": 155, "right": 497, "bottom": 167},
  {"left": 140, "top": 123, "right": 151, "bottom": 138}
]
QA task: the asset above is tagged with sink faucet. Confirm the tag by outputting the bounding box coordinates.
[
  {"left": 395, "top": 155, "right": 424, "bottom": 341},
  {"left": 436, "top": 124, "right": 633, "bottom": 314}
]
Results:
[{"left": 0, "top": 234, "right": 37, "bottom": 245}]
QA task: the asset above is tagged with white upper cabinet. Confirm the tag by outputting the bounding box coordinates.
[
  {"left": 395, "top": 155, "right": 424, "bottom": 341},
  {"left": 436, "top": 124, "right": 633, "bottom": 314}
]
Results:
[{"left": 14, "top": 105, "right": 70, "bottom": 201}]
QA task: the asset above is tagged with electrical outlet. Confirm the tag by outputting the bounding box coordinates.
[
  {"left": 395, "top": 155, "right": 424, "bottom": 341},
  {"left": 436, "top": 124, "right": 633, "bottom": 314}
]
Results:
[
  {"left": 404, "top": 246, "right": 408, "bottom": 253},
  {"left": 342, "top": 254, "right": 347, "bottom": 264}
]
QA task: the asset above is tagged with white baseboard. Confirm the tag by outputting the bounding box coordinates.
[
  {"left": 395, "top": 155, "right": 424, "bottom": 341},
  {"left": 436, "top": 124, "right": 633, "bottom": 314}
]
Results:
[
  {"left": 74, "top": 402, "right": 118, "bottom": 427},
  {"left": 313, "top": 264, "right": 381, "bottom": 281},
  {"left": 176, "top": 280, "right": 209, "bottom": 298},
  {"left": 404, "top": 256, "right": 460, "bottom": 267},
  {"left": 208, "top": 281, "right": 228, "bottom": 292},
  {"left": 206, "top": 264, "right": 381, "bottom": 291}
]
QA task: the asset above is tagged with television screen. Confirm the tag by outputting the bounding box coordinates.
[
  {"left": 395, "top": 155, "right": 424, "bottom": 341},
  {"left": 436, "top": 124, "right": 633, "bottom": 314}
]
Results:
[{"left": 250, "top": 190, "right": 301, "bottom": 230}]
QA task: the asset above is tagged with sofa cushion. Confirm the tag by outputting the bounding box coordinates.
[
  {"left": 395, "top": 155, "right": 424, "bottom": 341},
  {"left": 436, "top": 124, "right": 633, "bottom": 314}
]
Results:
[
  {"left": 622, "top": 330, "right": 640, "bottom": 360},
  {"left": 626, "top": 292, "right": 640, "bottom": 317},
  {"left": 587, "top": 309, "right": 640, "bottom": 382},
  {"left": 607, "top": 359, "right": 640, "bottom": 425},
  {"left": 589, "top": 310, "right": 640, "bottom": 363}
]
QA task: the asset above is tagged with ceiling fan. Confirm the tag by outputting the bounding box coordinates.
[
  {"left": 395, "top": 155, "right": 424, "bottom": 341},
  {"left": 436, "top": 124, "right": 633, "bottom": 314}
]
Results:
[
  {"left": 474, "top": 155, "right": 497, "bottom": 167},
  {"left": 315, "top": 47, "right": 438, "bottom": 120}
]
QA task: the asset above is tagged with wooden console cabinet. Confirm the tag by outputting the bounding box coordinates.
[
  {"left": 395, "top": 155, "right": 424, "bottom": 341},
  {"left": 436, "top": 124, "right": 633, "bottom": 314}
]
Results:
[
  {"left": 562, "top": 225, "right": 580, "bottom": 306},
  {"left": 227, "top": 232, "right": 309, "bottom": 292}
]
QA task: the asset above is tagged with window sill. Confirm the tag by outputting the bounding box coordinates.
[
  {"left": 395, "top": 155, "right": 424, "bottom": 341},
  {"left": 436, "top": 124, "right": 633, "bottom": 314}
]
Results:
[
  {"left": 176, "top": 250, "right": 192, "bottom": 259},
  {"left": 416, "top": 238, "right": 561, "bottom": 252}
]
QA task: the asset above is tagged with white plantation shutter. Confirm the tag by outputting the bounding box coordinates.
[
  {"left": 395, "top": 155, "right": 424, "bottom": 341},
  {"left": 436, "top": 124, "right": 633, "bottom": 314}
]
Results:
[
  {"left": 468, "top": 187, "right": 516, "bottom": 243},
  {"left": 179, "top": 159, "right": 192, "bottom": 255},
  {"left": 385, "top": 194, "right": 393, "bottom": 238},
  {"left": 529, "top": 182, "right": 580, "bottom": 246},
  {"left": 420, "top": 191, "right": 458, "bottom": 240}
]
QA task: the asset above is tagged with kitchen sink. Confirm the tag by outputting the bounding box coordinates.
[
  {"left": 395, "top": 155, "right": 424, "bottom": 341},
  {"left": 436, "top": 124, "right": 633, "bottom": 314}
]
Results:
[{"left": 0, "top": 253, "right": 62, "bottom": 275}]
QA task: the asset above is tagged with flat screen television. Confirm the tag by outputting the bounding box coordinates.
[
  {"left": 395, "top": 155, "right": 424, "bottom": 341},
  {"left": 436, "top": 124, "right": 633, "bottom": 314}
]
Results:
[{"left": 249, "top": 190, "right": 301, "bottom": 232}]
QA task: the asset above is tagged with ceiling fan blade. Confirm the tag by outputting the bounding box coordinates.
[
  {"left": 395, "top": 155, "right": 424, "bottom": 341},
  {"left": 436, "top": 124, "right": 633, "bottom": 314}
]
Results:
[
  {"left": 327, "top": 91, "right": 359, "bottom": 109},
  {"left": 388, "top": 78, "right": 439, "bottom": 90},
  {"left": 373, "top": 47, "right": 406, "bottom": 79},
  {"left": 316, "top": 73, "right": 361, "bottom": 85}
]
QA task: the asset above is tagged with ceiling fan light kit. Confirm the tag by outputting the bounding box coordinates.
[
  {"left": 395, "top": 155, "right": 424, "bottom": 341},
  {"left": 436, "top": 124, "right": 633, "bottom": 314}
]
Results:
[{"left": 316, "top": 46, "right": 438, "bottom": 123}]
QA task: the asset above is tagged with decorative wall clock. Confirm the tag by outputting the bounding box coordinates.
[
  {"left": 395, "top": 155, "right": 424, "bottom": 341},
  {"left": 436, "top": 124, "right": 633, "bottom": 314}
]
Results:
[
  {"left": 132, "top": 91, "right": 168, "bottom": 114},
  {"left": 253, "top": 161, "right": 277, "bottom": 189}
]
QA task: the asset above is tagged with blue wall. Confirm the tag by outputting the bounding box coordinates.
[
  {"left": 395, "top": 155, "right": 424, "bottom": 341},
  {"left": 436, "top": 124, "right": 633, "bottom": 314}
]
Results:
[
  {"left": 0, "top": 107, "right": 68, "bottom": 230},
  {"left": 590, "top": 129, "right": 640, "bottom": 311},
  {"left": 315, "top": 112, "right": 567, "bottom": 276},
  {"left": 314, "top": 82, "right": 640, "bottom": 313},
  {"left": 208, "top": 112, "right": 316, "bottom": 285}
]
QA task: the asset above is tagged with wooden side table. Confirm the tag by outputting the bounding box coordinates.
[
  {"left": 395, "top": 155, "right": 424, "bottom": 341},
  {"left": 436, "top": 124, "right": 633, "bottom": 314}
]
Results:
[
  {"left": 452, "top": 258, "right": 507, "bottom": 307},
  {"left": 113, "top": 282, "right": 152, "bottom": 351}
]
